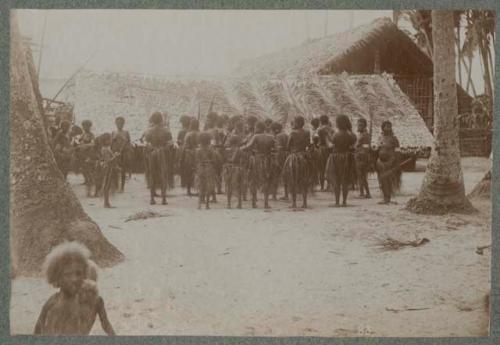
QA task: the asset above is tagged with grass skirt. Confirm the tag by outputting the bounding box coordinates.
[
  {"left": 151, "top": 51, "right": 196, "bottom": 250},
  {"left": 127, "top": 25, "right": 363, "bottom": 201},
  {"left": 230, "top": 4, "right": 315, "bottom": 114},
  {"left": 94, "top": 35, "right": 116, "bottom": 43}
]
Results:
[
  {"left": 376, "top": 153, "right": 401, "bottom": 194},
  {"left": 355, "top": 149, "right": 373, "bottom": 177},
  {"left": 148, "top": 147, "right": 168, "bottom": 190},
  {"left": 195, "top": 161, "right": 216, "bottom": 195},
  {"left": 283, "top": 152, "right": 310, "bottom": 190},
  {"left": 326, "top": 151, "right": 355, "bottom": 188},
  {"left": 248, "top": 153, "right": 276, "bottom": 192},
  {"left": 223, "top": 163, "right": 244, "bottom": 191},
  {"left": 181, "top": 149, "right": 196, "bottom": 188}
]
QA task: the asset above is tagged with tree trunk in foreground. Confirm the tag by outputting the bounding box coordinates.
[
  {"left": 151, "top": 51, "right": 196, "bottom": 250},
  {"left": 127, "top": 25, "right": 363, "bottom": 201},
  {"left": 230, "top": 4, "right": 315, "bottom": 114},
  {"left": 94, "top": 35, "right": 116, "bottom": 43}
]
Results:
[
  {"left": 10, "top": 13, "right": 123, "bottom": 276},
  {"left": 406, "top": 11, "right": 475, "bottom": 215}
]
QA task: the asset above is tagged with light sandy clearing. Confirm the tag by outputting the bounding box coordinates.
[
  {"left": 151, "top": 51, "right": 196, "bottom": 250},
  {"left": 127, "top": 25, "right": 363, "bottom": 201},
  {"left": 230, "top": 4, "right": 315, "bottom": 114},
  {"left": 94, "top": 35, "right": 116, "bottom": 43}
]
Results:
[{"left": 10, "top": 157, "right": 491, "bottom": 337}]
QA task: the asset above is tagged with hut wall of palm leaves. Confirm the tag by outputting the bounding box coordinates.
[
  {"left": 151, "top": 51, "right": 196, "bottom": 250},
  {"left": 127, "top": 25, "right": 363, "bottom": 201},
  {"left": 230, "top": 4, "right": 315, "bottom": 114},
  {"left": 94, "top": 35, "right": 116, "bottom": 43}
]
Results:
[{"left": 66, "top": 70, "right": 433, "bottom": 155}]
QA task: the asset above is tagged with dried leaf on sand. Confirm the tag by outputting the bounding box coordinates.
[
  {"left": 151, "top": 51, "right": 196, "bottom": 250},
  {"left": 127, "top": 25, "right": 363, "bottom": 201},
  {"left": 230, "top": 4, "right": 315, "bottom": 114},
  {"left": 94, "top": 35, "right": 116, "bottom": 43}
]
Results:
[
  {"left": 125, "top": 210, "right": 168, "bottom": 222},
  {"left": 374, "top": 236, "right": 430, "bottom": 251}
]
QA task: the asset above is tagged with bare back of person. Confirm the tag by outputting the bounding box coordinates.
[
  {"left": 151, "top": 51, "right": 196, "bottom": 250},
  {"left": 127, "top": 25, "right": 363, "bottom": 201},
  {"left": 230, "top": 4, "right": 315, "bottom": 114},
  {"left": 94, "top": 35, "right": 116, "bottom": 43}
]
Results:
[{"left": 288, "top": 128, "right": 310, "bottom": 153}]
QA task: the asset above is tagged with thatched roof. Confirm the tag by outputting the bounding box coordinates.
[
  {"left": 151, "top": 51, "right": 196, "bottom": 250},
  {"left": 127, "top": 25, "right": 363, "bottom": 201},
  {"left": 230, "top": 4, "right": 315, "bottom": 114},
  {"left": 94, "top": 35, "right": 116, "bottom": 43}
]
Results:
[
  {"left": 236, "top": 17, "right": 432, "bottom": 79},
  {"left": 63, "top": 70, "right": 432, "bottom": 148}
]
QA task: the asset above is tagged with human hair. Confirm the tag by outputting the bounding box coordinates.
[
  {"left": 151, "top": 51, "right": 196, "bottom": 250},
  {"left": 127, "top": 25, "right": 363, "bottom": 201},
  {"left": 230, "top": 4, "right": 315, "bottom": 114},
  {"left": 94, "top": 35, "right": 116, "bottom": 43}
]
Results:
[
  {"left": 228, "top": 115, "right": 240, "bottom": 126},
  {"left": 381, "top": 120, "right": 392, "bottom": 129},
  {"left": 43, "top": 242, "right": 91, "bottom": 288},
  {"left": 255, "top": 121, "right": 266, "bottom": 133},
  {"left": 271, "top": 121, "right": 283, "bottom": 132},
  {"left": 81, "top": 120, "right": 92, "bottom": 130},
  {"left": 336, "top": 114, "right": 352, "bottom": 131},
  {"left": 319, "top": 115, "right": 329, "bottom": 125},
  {"left": 199, "top": 131, "right": 212, "bottom": 146},
  {"left": 70, "top": 125, "right": 83, "bottom": 137},
  {"left": 60, "top": 120, "right": 71, "bottom": 132},
  {"left": 180, "top": 115, "right": 191, "bottom": 128},
  {"left": 86, "top": 259, "right": 98, "bottom": 282},
  {"left": 150, "top": 112, "right": 163, "bottom": 126},
  {"left": 246, "top": 115, "right": 258, "bottom": 126},
  {"left": 189, "top": 118, "right": 200, "bottom": 131},
  {"left": 217, "top": 114, "right": 229, "bottom": 128},
  {"left": 311, "top": 117, "right": 320, "bottom": 128},
  {"left": 101, "top": 132, "right": 112, "bottom": 145},
  {"left": 115, "top": 116, "right": 125, "bottom": 125},
  {"left": 294, "top": 116, "right": 305, "bottom": 129},
  {"left": 357, "top": 118, "right": 367, "bottom": 126},
  {"left": 206, "top": 112, "right": 218, "bottom": 129},
  {"left": 234, "top": 119, "right": 244, "bottom": 132},
  {"left": 381, "top": 120, "right": 393, "bottom": 135}
]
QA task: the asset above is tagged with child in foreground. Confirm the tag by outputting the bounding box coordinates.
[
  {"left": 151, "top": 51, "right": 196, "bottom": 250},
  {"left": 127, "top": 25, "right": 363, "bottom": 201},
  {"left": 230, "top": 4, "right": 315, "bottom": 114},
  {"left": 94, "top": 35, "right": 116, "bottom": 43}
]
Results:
[{"left": 34, "top": 242, "right": 115, "bottom": 335}]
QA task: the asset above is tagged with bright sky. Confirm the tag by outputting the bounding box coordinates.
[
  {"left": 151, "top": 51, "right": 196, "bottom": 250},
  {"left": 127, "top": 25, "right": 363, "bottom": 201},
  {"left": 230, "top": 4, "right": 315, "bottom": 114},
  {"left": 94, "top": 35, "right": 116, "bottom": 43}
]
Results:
[
  {"left": 17, "top": 9, "right": 486, "bottom": 94},
  {"left": 17, "top": 9, "right": 393, "bottom": 78}
]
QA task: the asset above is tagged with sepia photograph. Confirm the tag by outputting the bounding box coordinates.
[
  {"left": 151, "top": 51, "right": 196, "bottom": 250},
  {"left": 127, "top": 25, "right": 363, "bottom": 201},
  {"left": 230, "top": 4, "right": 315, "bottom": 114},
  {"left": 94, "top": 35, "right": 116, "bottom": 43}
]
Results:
[{"left": 9, "top": 8, "right": 494, "bottom": 337}]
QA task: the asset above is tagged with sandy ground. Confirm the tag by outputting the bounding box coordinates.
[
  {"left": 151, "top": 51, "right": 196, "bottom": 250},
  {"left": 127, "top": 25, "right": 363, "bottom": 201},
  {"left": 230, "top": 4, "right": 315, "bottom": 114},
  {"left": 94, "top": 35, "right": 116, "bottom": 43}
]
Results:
[{"left": 11, "top": 157, "right": 492, "bottom": 337}]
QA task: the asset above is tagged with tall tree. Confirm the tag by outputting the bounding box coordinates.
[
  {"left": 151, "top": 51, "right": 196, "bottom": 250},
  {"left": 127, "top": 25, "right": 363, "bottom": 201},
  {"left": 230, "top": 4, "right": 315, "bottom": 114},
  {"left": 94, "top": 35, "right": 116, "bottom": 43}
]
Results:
[
  {"left": 406, "top": 10, "right": 474, "bottom": 214},
  {"left": 462, "top": 10, "right": 495, "bottom": 109},
  {"left": 10, "top": 13, "right": 123, "bottom": 276}
]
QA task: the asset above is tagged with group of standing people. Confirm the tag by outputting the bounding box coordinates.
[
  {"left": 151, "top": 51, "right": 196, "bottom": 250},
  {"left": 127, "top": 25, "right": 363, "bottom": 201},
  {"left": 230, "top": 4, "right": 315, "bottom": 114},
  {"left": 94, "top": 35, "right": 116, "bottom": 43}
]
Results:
[
  {"left": 49, "top": 116, "right": 133, "bottom": 208},
  {"left": 49, "top": 110, "right": 402, "bottom": 210},
  {"left": 142, "top": 110, "right": 402, "bottom": 210}
]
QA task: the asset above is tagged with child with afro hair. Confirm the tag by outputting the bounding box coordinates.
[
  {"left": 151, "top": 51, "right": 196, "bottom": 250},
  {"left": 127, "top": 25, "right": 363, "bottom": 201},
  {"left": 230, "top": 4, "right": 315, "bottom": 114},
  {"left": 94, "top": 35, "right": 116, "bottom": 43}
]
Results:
[{"left": 34, "top": 242, "right": 115, "bottom": 335}]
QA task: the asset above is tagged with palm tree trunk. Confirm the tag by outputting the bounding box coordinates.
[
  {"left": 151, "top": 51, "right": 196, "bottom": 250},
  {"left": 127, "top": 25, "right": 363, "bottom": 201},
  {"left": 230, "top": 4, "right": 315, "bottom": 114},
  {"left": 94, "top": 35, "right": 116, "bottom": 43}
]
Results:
[
  {"left": 10, "top": 12, "right": 123, "bottom": 276},
  {"left": 406, "top": 10, "right": 474, "bottom": 214}
]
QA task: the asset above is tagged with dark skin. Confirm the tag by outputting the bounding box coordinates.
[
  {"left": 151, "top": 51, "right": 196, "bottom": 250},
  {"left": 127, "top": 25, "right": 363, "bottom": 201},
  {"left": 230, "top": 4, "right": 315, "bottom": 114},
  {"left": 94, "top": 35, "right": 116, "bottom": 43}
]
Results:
[
  {"left": 331, "top": 130, "right": 356, "bottom": 207},
  {"left": 144, "top": 125, "right": 171, "bottom": 205},
  {"left": 195, "top": 145, "right": 217, "bottom": 209},
  {"left": 273, "top": 129, "right": 289, "bottom": 201},
  {"left": 317, "top": 124, "right": 334, "bottom": 191},
  {"left": 208, "top": 127, "right": 223, "bottom": 201},
  {"left": 112, "top": 119, "right": 132, "bottom": 192},
  {"left": 34, "top": 261, "right": 115, "bottom": 335},
  {"left": 100, "top": 140, "right": 119, "bottom": 208},
  {"left": 356, "top": 121, "right": 371, "bottom": 199},
  {"left": 77, "top": 125, "right": 96, "bottom": 195},
  {"left": 183, "top": 130, "right": 199, "bottom": 196},
  {"left": 287, "top": 127, "right": 310, "bottom": 209},
  {"left": 223, "top": 145, "right": 244, "bottom": 209},
  {"left": 241, "top": 129, "right": 276, "bottom": 209},
  {"left": 376, "top": 124, "right": 400, "bottom": 204}
]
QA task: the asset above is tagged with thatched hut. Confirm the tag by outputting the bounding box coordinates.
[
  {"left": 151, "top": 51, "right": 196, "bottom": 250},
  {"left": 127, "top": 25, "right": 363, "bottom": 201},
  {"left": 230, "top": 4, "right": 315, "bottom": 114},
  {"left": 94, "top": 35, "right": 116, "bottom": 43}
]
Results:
[
  {"left": 63, "top": 70, "right": 432, "bottom": 153},
  {"left": 236, "top": 17, "right": 473, "bottom": 134}
]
